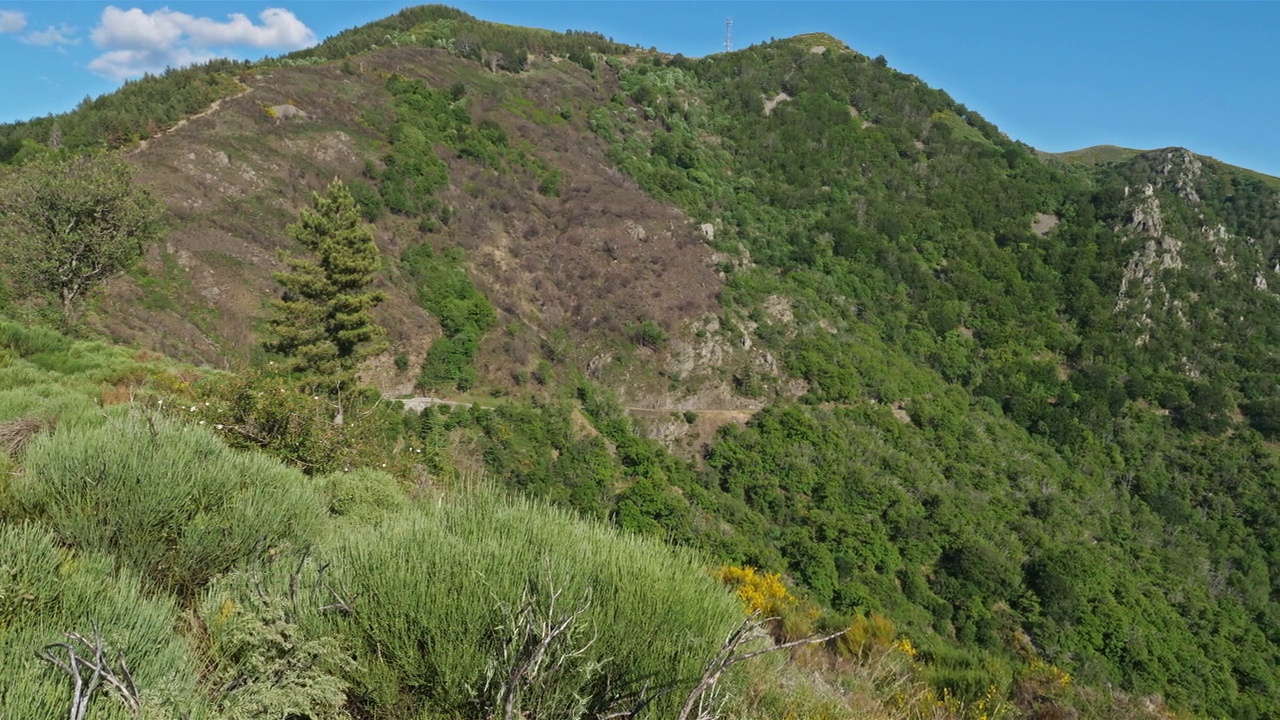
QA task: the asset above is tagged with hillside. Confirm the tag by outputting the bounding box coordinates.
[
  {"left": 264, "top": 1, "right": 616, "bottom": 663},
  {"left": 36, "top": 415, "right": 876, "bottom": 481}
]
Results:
[
  {"left": 1052, "top": 144, "right": 1280, "bottom": 192},
  {"left": 1, "top": 5, "right": 1278, "bottom": 720}
]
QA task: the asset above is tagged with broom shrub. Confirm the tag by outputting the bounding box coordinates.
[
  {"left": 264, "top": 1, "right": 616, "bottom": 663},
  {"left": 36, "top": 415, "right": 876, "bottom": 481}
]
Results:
[
  {"left": 0, "top": 522, "right": 202, "bottom": 719},
  {"left": 11, "top": 413, "right": 327, "bottom": 596},
  {"left": 311, "top": 489, "right": 743, "bottom": 717}
]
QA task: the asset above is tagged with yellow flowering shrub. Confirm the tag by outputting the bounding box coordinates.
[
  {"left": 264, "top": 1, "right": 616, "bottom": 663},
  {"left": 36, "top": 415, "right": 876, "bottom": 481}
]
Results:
[
  {"left": 933, "top": 684, "right": 1016, "bottom": 720},
  {"left": 1024, "top": 658, "right": 1071, "bottom": 691},
  {"left": 837, "top": 611, "right": 899, "bottom": 660},
  {"left": 715, "top": 565, "right": 795, "bottom": 618}
]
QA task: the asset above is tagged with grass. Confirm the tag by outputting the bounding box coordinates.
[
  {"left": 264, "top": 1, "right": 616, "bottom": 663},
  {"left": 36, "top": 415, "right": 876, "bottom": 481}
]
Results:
[
  {"left": 0, "top": 522, "right": 201, "bottom": 719},
  {"left": 503, "top": 95, "right": 569, "bottom": 126},
  {"left": 12, "top": 412, "right": 327, "bottom": 596},
  {"left": 930, "top": 110, "right": 994, "bottom": 147},
  {"left": 304, "top": 487, "right": 744, "bottom": 717},
  {"left": 1049, "top": 145, "right": 1280, "bottom": 191},
  {"left": 1048, "top": 144, "right": 1145, "bottom": 167},
  {"left": 131, "top": 248, "right": 189, "bottom": 313}
]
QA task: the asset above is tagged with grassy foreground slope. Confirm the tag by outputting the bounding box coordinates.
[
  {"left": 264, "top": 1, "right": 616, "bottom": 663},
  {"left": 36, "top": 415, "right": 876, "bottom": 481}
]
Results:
[{"left": 0, "top": 322, "right": 758, "bottom": 720}]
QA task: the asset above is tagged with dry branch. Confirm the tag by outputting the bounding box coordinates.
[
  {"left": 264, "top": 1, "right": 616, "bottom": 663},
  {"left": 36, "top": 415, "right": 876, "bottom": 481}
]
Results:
[{"left": 36, "top": 622, "right": 141, "bottom": 720}]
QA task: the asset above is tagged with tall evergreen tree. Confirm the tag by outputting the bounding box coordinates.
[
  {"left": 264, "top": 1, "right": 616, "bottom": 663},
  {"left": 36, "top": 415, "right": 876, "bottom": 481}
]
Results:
[{"left": 266, "top": 180, "right": 387, "bottom": 391}]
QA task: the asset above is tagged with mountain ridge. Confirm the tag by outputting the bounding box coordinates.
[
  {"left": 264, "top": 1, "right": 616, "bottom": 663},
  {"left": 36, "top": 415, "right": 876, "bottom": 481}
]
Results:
[
  {"left": 1, "top": 7, "right": 1278, "bottom": 719},
  {"left": 1049, "top": 143, "right": 1280, "bottom": 190}
]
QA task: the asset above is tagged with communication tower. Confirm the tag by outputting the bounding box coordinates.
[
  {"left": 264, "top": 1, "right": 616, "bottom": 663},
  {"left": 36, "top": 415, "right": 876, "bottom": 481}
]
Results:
[{"left": 725, "top": 18, "right": 733, "bottom": 52}]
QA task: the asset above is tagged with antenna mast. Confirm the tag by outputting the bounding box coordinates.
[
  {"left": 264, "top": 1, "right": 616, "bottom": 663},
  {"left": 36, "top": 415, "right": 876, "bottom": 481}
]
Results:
[{"left": 725, "top": 17, "right": 733, "bottom": 52}]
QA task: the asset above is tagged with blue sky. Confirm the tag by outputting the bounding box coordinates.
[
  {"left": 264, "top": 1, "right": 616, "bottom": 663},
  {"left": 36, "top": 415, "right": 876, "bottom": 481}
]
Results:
[{"left": 1, "top": 2, "right": 1277, "bottom": 177}]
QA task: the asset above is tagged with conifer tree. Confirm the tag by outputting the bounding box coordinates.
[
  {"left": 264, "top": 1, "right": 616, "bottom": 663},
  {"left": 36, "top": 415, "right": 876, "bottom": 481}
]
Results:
[{"left": 266, "top": 180, "right": 387, "bottom": 392}]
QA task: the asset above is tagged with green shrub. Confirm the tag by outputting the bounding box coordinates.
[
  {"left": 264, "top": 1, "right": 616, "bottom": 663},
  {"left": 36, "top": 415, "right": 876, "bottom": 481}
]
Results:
[
  {"left": 403, "top": 244, "right": 495, "bottom": 393},
  {"left": 12, "top": 413, "right": 326, "bottom": 596},
  {"left": 346, "top": 178, "right": 384, "bottom": 222},
  {"left": 629, "top": 319, "right": 667, "bottom": 348},
  {"left": 0, "top": 321, "right": 71, "bottom": 357},
  {"left": 0, "top": 383, "right": 99, "bottom": 427},
  {"left": 198, "top": 569, "right": 352, "bottom": 720},
  {"left": 0, "top": 523, "right": 203, "bottom": 719},
  {"left": 189, "top": 370, "right": 408, "bottom": 475},
  {"left": 320, "top": 467, "right": 409, "bottom": 525},
  {"left": 313, "top": 489, "right": 742, "bottom": 717}
]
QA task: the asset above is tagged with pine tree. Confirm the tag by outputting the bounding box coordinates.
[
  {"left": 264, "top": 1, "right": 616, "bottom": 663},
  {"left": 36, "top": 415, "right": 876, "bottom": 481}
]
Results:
[{"left": 266, "top": 180, "right": 387, "bottom": 391}]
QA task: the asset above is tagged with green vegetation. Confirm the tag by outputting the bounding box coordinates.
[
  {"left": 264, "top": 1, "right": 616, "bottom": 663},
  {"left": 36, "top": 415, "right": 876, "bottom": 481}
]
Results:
[
  {"left": 0, "top": 154, "right": 164, "bottom": 324},
  {"left": 0, "top": 323, "right": 762, "bottom": 720},
  {"left": 265, "top": 180, "right": 387, "bottom": 391},
  {"left": 282, "top": 5, "right": 631, "bottom": 72},
  {"left": 0, "top": 59, "right": 246, "bottom": 161},
  {"left": 378, "top": 73, "right": 565, "bottom": 216},
  {"left": 0, "top": 523, "right": 200, "bottom": 719},
  {"left": 576, "top": 38, "right": 1279, "bottom": 719},
  {"left": 1, "top": 7, "right": 1277, "bottom": 720},
  {"left": 303, "top": 491, "right": 742, "bottom": 717},
  {"left": 403, "top": 243, "right": 496, "bottom": 392},
  {"left": 14, "top": 414, "right": 326, "bottom": 597}
]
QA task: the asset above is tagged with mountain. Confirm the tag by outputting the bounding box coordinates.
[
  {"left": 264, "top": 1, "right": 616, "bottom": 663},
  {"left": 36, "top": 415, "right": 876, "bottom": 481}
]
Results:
[{"left": 1, "top": 6, "right": 1277, "bottom": 719}]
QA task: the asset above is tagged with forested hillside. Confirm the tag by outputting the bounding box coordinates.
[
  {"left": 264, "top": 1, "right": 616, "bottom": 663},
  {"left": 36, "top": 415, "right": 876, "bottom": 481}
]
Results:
[{"left": 1, "top": 6, "right": 1277, "bottom": 719}]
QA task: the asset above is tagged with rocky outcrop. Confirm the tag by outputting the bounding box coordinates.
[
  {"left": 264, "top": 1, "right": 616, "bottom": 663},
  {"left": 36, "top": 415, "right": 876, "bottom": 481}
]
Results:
[
  {"left": 1114, "top": 185, "right": 1184, "bottom": 343},
  {"left": 1112, "top": 150, "right": 1279, "bottom": 348},
  {"left": 1151, "top": 147, "right": 1203, "bottom": 204}
]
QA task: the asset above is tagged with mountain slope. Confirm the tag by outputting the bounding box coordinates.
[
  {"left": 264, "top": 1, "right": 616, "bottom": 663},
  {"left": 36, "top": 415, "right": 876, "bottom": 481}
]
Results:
[
  {"left": 1, "top": 7, "right": 1278, "bottom": 720},
  {"left": 96, "top": 44, "right": 747, "bottom": 409}
]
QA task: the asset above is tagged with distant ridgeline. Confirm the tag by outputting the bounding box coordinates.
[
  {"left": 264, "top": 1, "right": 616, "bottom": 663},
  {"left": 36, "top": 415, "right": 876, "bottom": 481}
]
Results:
[
  {"left": 0, "top": 5, "right": 629, "bottom": 162},
  {"left": 0, "top": 6, "right": 1277, "bottom": 720}
]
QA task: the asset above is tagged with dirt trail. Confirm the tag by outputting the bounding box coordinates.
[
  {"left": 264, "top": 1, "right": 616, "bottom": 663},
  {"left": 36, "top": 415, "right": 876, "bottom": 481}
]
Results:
[
  {"left": 392, "top": 395, "right": 756, "bottom": 420},
  {"left": 396, "top": 396, "right": 478, "bottom": 412},
  {"left": 624, "top": 407, "right": 755, "bottom": 422},
  {"left": 127, "top": 83, "right": 254, "bottom": 155}
]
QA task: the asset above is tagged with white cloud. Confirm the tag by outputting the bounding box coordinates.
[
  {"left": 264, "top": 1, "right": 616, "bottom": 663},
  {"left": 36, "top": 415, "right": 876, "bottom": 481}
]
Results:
[
  {"left": 88, "top": 6, "right": 316, "bottom": 79},
  {"left": 0, "top": 9, "right": 26, "bottom": 33},
  {"left": 22, "top": 24, "right": 79, "bottom": 47},
  {"left": 89, "top": 47, "right": 216, "bottom": 80},
  {"left": 91, "top": 7, "right": 184, "bottom": 50},
  {"left": 176, "top": 8, "right": 314, "bottom": 48}
]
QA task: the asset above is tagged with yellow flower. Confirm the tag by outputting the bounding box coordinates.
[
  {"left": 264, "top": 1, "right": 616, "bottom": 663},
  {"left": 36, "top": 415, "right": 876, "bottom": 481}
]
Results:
[{"left": 714, "top": 565, "right": 795, "bottom": 617}]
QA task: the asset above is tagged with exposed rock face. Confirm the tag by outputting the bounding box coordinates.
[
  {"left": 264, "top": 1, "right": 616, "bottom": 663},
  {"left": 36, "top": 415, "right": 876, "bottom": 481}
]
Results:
[
  {"left": 1152, "top": 147, "right": 1202, "bottom": 204},
  {"left": 1127, "top": 184, "right": 1165, "bottom": 238},
  {"left": 762, "top": 92, "right": 792, "bottom": 116},
  {"left": 270, "top": 104, "right": 309, "bottom": 122},
  {"left": 1112, "top": 148, "right": 1279, "bottom": 349},
  {"left": 1203, "top": 224, "right": 1235, "bottom": 270},
  {"left": 1030, "top": 212, "right": 1060, "bottom": 236},
  {"left": 1114, "top": 184, "right": 1184, "bottom": 343}
]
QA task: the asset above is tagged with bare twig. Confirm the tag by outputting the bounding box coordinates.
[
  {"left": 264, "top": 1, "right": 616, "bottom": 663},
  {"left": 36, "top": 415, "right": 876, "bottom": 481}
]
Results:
[
  {"left": 36, "top": 622, "right": 141, "bottom": 720},
  {"left": 672, "top": 614, "right": 845, "bottom": 720},
  {"left": 479, "top": 566, "right": 601, "bottom": 720},
  {"left": 313, "top": 560, "right": 354, "bottom": 615}
]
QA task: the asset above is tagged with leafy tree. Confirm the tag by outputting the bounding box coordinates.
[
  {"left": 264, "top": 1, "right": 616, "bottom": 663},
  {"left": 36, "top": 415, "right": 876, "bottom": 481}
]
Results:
[
  {"left": 265, "top": 180, "right": 387, "bottom": 392},
  {"left": 0, "top": 153, "right": 163, "bottom": 323}
]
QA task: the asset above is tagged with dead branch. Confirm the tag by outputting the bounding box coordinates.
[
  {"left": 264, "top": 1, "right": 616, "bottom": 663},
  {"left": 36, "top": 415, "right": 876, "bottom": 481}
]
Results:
[
  {"left": 0, "top": 416, "right": 51, "bottom": 458},
  {"left": 36, "top": 622, "right": 141, "bottom": 720},
  {"left": 480, "top": 568, "right": 599, "bottom": 720},
  {"left": 673, "top": 614, "right": 845, "bottom": 720}
]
